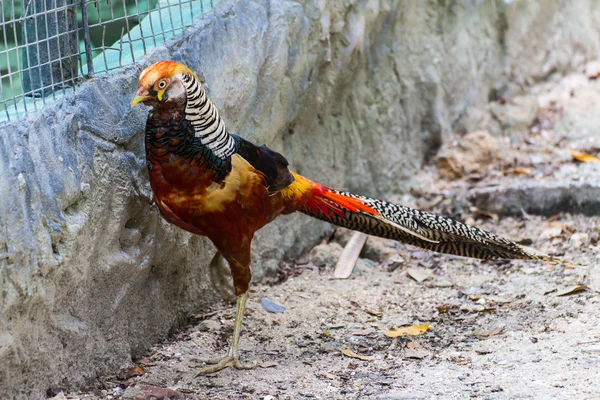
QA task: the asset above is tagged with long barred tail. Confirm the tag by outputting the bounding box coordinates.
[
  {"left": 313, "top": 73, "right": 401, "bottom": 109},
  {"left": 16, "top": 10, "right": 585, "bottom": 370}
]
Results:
[{"left": 283, "top": 173, "right": 562, "bottom": 263}]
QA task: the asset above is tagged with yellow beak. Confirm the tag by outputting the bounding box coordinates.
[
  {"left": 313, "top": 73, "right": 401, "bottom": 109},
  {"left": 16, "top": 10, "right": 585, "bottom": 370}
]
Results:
[{"left": 130, "top": 95, "right": 149, "bottom": 108}]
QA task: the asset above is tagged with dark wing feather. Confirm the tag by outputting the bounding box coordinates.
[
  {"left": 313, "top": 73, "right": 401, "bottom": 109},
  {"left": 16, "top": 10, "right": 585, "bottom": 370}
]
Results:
[{"left": 232, "top": 135, "right": 294, "bottom": 192}]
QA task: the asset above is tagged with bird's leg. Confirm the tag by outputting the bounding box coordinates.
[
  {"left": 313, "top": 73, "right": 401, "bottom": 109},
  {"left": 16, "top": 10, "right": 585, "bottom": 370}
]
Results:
[
  {"left": 208, "top": 251, "right": 236, "bottom": 302},
  {"left": 200, "top": 292, "right": 258, "bottom": 374}
]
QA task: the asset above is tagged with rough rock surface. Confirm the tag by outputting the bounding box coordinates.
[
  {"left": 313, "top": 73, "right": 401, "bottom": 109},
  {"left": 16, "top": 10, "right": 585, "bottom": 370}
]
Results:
[
  {"left": 436, "top": 130, "right": 500, "bottom": 180},
  {"left": 2, "top": 0, "right": 600, "bottom": 397}
]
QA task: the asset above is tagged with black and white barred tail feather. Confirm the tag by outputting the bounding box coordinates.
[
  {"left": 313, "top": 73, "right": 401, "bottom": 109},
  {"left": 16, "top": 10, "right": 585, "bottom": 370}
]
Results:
[{"left": 300, "top": 189, "right": 563, "bottom": 264}]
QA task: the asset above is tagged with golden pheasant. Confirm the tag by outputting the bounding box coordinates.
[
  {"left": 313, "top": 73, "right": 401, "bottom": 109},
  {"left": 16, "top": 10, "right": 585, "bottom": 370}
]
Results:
[{"left": 131, "top": 61, "right": 560, "bottom": 374}]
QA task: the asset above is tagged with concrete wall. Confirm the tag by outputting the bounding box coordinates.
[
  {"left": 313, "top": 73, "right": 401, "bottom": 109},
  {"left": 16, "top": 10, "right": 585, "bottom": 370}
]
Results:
[{"left": 1, "top": 0, "right": 599, "bottom": 397}]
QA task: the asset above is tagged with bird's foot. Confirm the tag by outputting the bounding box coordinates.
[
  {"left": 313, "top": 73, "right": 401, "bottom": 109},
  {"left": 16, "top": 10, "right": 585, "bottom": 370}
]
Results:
[{"left": 200, "top": 354, "right": 258, "bottom": 374}]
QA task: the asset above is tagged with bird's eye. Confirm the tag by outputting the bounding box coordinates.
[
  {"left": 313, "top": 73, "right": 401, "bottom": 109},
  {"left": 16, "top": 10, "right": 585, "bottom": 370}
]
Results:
[{"left": 158, "top": 80, "right": 167, "bottom": 89}]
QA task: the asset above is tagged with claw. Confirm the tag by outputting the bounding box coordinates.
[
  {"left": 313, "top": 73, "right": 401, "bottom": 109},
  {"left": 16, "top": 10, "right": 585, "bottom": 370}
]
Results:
[
  {"left": 200, "top": 355, "right": 258, "bottom": 374},
  {"left": 197, "top": 292, "right": 256, "bottom": 375}
]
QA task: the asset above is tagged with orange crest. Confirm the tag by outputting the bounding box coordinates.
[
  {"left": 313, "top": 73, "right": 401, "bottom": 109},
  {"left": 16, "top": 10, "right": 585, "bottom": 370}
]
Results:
[{"left": 137, "top": 60, "right": 199, "bottom": 87}]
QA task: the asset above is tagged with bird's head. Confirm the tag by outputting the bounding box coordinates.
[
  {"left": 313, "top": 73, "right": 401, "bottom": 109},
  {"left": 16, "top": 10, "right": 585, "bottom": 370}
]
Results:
[{"left": 131, "top": 60, "right": 201, "bottom": 108}]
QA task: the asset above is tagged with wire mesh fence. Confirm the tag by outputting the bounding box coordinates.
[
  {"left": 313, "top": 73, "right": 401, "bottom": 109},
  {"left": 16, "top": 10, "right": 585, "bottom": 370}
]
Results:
[{"left": 0, "top": 0, "right": 216, "bottom": 121}]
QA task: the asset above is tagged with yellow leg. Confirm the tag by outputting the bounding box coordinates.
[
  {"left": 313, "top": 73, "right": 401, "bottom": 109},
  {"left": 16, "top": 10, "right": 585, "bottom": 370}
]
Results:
[{"left": 200, "top": 293, "right": 258, "bottom": 374}]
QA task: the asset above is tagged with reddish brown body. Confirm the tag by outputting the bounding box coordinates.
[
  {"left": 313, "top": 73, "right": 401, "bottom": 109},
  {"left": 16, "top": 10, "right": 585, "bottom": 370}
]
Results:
[{"left": 146, "top": 132, "right": 287, "bottom": 294}]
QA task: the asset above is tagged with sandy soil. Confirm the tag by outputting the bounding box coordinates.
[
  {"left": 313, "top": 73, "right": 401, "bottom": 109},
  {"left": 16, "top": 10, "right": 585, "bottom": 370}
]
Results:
[{"left": 66, "top": 68, "right": 600, "bottom": 400}]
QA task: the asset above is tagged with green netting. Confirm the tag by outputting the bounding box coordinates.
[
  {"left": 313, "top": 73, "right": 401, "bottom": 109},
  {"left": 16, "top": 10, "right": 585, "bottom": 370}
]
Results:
[{"left": 0, "top": 0, "right": 217, "bottom": 122}]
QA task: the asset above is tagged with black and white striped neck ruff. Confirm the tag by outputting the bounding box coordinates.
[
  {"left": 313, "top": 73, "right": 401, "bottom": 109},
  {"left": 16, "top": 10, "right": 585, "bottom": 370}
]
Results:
[{"left": 180, "top": 73, "right": 236, "bottom": 159}]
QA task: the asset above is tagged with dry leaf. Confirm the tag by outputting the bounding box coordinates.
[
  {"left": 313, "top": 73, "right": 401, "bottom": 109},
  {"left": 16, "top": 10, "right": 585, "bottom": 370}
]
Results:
[
  {"left": 124, "top": 365, "right": 145, "bottom": 378},
  {"left": 474, "top": 349, "right": 493, "bottom": 355},
  {"left": 470, "top": 206, "right": 499, "bottom": 221},
  {"left": 502, "top": 167, "right": 531, "bottom": 176},
  {"left": 364, "top": 307, "right": 383, "bottom": 317},
  {"left": 407, "top": 268, "right": 433, "bottom": 283},
  {"left": 557, "top": 285, "right": 589, "bottom": 296},
  {"left": 404, "top": 349, "right": 431, "bottom": 359},
  {"left": 436, "top": 305, "right": 450, "bottom": 313},
  {"left": 334, "top": 232, "right": 367, "bottom": 279},
  {"left": 350, "top": 329, "right": 374, "bottom": 336},
  {"left": 340, "top": 348, "right": 374, "bottom": 361},
  {"left": 260, "top": 361, "right": 278, "bottom": 368},
  {"left": 317, "top": 372, "right": 338, "bottom": 380},
  {"left": 568, "top": 150, "right": 600, "bottom": 164},
  {"left": 135, "top": 357, "right": 156, "bottom": 367},
  {"left": 475, "top": 327, "right": 504, "bottom": 337},
  {"left": 385, "top": 323, "right": 430, "bottom": 338}
]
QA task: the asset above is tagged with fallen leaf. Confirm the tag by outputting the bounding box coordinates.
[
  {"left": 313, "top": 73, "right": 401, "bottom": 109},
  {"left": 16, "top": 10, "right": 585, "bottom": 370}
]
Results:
[
  {"left": 317, "top": 372, "right": 338, "bottom": 380},
  {"left": 404, "top": 349, "right": 431, "bottom": 359},
  {"left": 475, "top": 327, "right": 504, "bottom": 337},
  {"left": 350, "top": 329, "right": 374, "bottom": 336},
  {"left": 124, "top": 365, "right": 145, "bottom": 378},
  {"left": 437, "top": 305, "right": 450, "bottom": 313},
  {"left": 557, "top": 285, "right": 589, "bottom": 296},
  {"left": 135, "top": 357, "right": 157, "bottom": 367},
  {"left": 334, "top": 232, "right": 367, "bottom": 279},
  {"left": 460, "top": 305, "right": 496, "bottom": 313},
  {"left": 260, "top": 361, "right": 278, "bottom": 368},
  {"left": 568, "top": 150, "right": 600, "bottom": 164},
  {"left": 474, "top": 349, "right": 493, "bottom": 355},
  {"left": 502, "top": 167, "right": 531, "bottom": 176},
  {"left": 470, "top": 206, "right": 499, "bottom": 221},
  {"left": 385, "top": 323, "right": 430, "bottom": 338},
  {"left": 407, "top": 268, "right": 433, "bottom": 283},
  {"left": 364, "top": 307, "right": 383, "bottom": 317},
  {"left": 340, "top": 348, "right": 374, "bottom": 361}
]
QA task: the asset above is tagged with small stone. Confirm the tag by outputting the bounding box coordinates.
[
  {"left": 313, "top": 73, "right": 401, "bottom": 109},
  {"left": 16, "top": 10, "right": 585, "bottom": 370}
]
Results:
[
  {"left": 261, "top": 298, "right": 286, "bottom": 313},
  {"left": 383, "top": 254, "right": 405, "bottom": 272},
  {"left": 362, "top": 237, "right": 397, "bottom": 262},
  {"left": 310, "top": 243, "right": 343, "bottom": 267},
  {"left": 581, "top": 345, "right": 600, "bottom": 354},
  {"left": 436, "top": 130, "right": 500, "bottom": 180},
  {"left": 123, "top": 384, "right": 183, "bottom": 400},
  {"left": 585, "top": 60, "right": 600, "bottom": 79},
  {"left": 196, "top": 319, "right": 220, "bottom": 332},
  {"left": 435, "top": 277, "right": 453, "bottom": 287},
  {"left": 49, "top": 392, "right": 67, "bottom": 400},
  {"left": 490, "top": 95, "right": 538, "bottom": 138},
  {"left": 569, "top": 232, "right": 589, "bottom": 248}
]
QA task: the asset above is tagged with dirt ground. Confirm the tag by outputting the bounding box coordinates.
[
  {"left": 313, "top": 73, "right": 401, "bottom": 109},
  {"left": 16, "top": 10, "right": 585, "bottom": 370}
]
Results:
[{"left": 66, "top": 67, "right": 600, "bottom": 399}]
